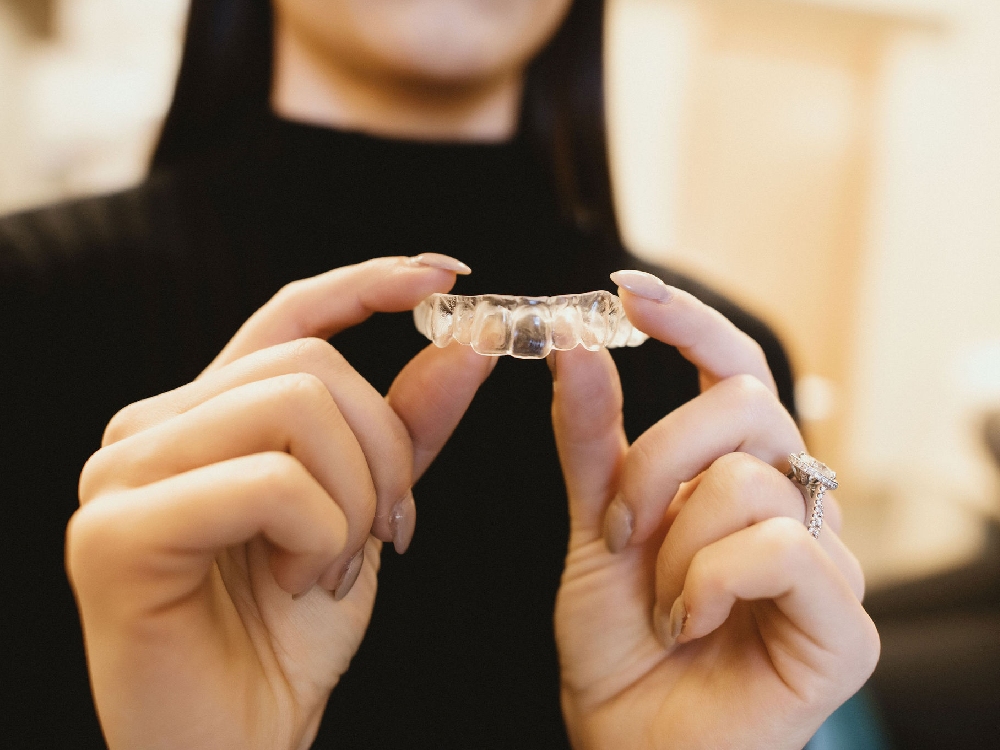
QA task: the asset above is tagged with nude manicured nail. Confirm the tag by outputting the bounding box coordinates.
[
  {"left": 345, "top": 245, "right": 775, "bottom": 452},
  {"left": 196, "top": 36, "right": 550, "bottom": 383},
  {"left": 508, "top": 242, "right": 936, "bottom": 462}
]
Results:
[
  {"left": 603, "top": 495, "right": 634, "bottom": 553},
  {"left": 334, "top": 548, "right": 365, "bottom": 602},
  {"left": 610, "top": 270, "right": 673, "bottom": 303},
  {"left": 409, "top": 253, "right": 472, "bottom": 275},
  {"left": 653, "top": 596, "right": 688, "bottom": 650},
  {"left": 390, "top": 491, "right": 416, "bottom": 554}
]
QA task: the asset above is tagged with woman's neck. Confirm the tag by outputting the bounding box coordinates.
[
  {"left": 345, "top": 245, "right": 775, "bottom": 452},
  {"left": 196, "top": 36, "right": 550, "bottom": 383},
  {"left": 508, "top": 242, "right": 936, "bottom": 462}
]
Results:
[{"left": 271, "top": 17, "right": 524, "bottom": 142}]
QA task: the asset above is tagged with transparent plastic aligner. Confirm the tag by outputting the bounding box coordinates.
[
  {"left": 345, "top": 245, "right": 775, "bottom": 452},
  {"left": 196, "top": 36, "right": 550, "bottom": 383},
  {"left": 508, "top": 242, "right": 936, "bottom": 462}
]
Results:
[{"left": 413, "top": 291, "right": 649, "bottom": 359}]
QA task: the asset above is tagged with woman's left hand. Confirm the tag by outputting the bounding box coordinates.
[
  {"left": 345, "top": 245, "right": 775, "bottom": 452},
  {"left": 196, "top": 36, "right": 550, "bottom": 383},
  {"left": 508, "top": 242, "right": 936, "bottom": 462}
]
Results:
[{"left": 550, "top": 273, "right": 879, "bottom": 750}]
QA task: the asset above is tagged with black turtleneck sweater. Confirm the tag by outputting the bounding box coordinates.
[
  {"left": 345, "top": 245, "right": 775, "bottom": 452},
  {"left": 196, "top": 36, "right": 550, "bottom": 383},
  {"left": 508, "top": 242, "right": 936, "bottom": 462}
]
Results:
[{"left": 1, "top": 118, "right": 793, "bottom": 749}]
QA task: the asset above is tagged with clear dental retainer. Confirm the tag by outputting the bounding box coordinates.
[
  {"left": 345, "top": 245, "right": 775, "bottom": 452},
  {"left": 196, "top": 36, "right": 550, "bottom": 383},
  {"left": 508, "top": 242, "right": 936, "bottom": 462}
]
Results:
[{"left": 413, "top": 291, "right": 649, "bottom": 359}]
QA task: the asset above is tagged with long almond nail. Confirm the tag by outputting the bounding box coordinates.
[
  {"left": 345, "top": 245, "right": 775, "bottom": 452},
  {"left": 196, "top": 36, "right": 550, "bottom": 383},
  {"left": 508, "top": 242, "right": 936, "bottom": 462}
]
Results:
[
  {"left": 334, "top": 548, "right": 365, "bottom": 602},
  {"left": 603, "top": 495, "right": 634, "bottom": 553},
  {"left": 390, "top": 491, "right": 416, "bottom": 554},
  {"left": 610, "top": 270, "right": 673, "bottom": 303},
  {"left": 669, "top": 595, "right": 689, "bottom": 642},
  {"left": 653, "top": 596, "right": 688, "bottom": 649},
  {"left": 409, "top": 253, "right": 472, "bottom": 275}
]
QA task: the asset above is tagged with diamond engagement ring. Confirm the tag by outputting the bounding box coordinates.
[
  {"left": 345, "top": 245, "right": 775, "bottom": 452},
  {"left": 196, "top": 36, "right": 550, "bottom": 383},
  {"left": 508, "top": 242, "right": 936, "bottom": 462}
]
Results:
[{"left": 786, "top": 452, "right": 838, "bottom": 539}]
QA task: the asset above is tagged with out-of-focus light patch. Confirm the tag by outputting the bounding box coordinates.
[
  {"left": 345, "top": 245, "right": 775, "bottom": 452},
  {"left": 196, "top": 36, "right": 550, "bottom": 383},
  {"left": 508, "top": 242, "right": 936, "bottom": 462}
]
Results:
[
  {"left": 795, "top": 374, "right": 838, "bottom": 422},
  {"left": 952, "top": 340, "right": 1000, "bottom": 403},
  {"left": 782, "top": 70, "right": 859, "bottom": 156},
  {"left": 8, "top": 0, "right": 188, "bottom": 201},
  {"left": 606, "top": 0, "right": 696, "bottom": 259}
]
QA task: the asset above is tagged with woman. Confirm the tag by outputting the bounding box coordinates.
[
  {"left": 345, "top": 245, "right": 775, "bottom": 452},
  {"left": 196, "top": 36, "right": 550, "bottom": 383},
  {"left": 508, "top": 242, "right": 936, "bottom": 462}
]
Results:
[{"left": 1, "top": 0, "right": 878, "bottom": 747}]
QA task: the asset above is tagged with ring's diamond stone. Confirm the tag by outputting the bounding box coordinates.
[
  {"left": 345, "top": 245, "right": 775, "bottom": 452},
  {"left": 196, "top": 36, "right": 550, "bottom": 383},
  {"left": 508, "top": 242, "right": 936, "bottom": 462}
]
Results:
[{"left": 788, "top": 451, "right": 838, "bottom": 491}]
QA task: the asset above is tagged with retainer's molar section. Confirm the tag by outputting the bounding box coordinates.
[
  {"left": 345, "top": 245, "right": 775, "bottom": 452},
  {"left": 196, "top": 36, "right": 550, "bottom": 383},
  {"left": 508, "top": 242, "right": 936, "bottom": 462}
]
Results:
[{"left": 413, "top": 291, "right": 648, "bottom": 358}]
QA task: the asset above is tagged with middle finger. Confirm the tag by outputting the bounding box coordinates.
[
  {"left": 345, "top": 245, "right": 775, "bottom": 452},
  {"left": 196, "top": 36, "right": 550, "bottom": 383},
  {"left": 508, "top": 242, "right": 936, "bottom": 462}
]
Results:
[{"left": 611, "top": 373, "right": 804, "bottom": 549}]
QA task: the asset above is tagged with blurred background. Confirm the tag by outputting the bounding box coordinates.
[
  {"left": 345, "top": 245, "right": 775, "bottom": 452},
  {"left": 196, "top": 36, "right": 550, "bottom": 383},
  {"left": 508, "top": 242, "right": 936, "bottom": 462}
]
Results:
[{"left": 1, "top": 0, "right": 998, "bottom": 591}]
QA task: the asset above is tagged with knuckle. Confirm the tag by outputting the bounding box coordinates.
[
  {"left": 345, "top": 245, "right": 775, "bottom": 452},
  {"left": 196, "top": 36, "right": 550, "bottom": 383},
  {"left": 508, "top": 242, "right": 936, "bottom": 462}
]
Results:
[
  {"left": 705, "top": 452, "right": 786, "bottom": 524},
  {"left": 102, "top": 401, "right": 143, "bottom": 446},
  {"left": 64, "top": 500, "right": 128, "bottom": 590},
  {"left": 759, "top": 516, "right": 814, "bottom": 568},
  {"left": 710, "top": 451, "right": 771, "bottom": 493},
  {"left": 723, "top": 372, "right": 774, "bottom": 412},
  {"left": 859, "top": 616, "right": 882, "bottom": 678},
  {"left": 64, "top": 508, "right": 92, "bottom": 583},
  {"left": 273, "top": 278, "right": 305, "bottom": 305},
  {"left": 278, "top": 371, "right": 333, "bottom": 411},
  {"left": 287, "top": 336, "right": 347, "bottom": 374},
  {"left": 247, "top": 451, "right": 304, "bottom": 494},
  {"left": 748, "top": 338, "right": 769, "bottom": 369},
  {"left": 77, "top": 450, "right": 105, "bottom": 505}
]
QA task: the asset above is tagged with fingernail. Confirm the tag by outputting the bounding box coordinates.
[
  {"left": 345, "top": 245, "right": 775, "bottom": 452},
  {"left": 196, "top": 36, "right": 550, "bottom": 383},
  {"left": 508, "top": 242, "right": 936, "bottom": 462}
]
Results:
[
  {"left": 546, "top": 352, "right": 557, "bottom": 379},
  {"left": 333, "top": 548, "right": 365, "bottom": 602},
  {"left": 670, "top": 595, "right": 688, "bottom": 641},
  {"left": 653, "top": 595, "right": 688, "bottom": 650},
  {"left": 603, "top": 495, "right": 634, "bottom": 553},
  {"left": 409, "top": 253, "right": 472, "bottom": 275},
  {"left": 390, "top": 491, "right": 416, "bottom": 554},
  {"left": 610, "top": 270, "right": 673, "bottom": 303}
]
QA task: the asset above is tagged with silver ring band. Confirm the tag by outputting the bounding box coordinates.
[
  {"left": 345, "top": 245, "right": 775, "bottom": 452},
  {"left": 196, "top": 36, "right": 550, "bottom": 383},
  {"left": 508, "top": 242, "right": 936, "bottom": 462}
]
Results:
[{"left": 786, "top": 452, "right": 838, "bottom": 539}]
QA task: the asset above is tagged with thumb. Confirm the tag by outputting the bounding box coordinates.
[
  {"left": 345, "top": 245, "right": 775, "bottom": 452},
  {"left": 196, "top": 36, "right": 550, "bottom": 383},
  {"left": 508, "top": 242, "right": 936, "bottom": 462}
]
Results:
[
  {"left": 387, "top": 342, "right": 497, "bottom": 482},
  {"left": 549, "top": 347, "right": 628, "bottom": 539}
]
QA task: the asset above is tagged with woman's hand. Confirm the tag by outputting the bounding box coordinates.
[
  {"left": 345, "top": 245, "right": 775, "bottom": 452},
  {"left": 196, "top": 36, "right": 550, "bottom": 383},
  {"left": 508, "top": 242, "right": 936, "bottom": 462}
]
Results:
[
  {"left": 550, "top": 272, "right": 879, "bottom": 750},
  {"left": 66, "top": 256, "right": 495, "bottom": 750}
]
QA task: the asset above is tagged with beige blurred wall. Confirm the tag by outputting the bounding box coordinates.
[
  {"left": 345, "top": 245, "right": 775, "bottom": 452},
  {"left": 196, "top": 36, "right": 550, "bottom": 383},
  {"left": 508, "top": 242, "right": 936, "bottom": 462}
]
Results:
[
  {"left": 608, "top": 0, "right": 1000, "bottom": 585},
  {"left": 0, "top": 0, "right": 186, "bottom": 214}
]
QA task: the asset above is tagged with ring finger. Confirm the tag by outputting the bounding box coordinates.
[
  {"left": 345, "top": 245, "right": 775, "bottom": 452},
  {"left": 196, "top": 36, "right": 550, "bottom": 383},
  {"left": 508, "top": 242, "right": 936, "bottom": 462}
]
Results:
[{"left": 610, "top": 373, "right": 829, "bottom": 551}]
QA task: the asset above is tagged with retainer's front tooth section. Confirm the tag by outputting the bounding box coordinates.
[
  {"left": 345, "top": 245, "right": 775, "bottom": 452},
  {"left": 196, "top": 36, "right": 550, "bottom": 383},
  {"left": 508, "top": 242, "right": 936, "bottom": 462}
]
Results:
[
  {"left": 413, "top": 291, "right": 648, "bottom": 358},
  {"left": 510, "top": 302, "right": 552, "bottom": 359},
  {"left": 471, "top": 297, "right": 512, "bottom": 355}
]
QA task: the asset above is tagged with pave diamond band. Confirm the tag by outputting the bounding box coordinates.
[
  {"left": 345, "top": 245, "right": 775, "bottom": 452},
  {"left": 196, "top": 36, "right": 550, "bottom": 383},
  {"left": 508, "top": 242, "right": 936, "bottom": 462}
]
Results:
[{"left": 786, "top": 452, "right": 838, "bottom": 539}]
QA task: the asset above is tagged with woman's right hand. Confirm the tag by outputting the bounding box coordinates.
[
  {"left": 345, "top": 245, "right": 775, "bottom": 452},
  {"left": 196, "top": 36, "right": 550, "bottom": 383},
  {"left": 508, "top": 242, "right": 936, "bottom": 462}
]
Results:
[{"left": 65, "top": 256, "right": 494, "bottom": 750}]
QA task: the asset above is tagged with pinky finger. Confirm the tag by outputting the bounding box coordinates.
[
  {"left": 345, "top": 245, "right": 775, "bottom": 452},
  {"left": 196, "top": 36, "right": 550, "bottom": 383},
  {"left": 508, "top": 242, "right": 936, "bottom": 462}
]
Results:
[{"left": 667, "top": 517, "right": 879, "bottom": 687}]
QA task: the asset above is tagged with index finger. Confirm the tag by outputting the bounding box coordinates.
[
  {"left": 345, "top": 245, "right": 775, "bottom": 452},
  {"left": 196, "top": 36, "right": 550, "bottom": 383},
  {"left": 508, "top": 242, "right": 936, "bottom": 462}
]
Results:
[
  {"left": 610, "top": 270, "right": 777, "bottom": 395},
  {"left": 206, "top": 253, "right": 471, "bottom": 373}
]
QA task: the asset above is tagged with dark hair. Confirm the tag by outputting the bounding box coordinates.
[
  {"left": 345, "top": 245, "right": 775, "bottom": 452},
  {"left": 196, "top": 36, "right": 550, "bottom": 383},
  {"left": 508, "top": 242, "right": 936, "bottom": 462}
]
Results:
[{"left": 153, "top": 0, "right": 619, "bottom": 244}]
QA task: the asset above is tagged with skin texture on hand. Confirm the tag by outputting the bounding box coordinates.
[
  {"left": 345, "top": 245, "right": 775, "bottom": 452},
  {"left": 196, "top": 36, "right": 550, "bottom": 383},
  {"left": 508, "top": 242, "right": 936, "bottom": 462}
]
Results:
[
  {"left": 550, "top": 272, "right": 879, "bottom": 750},
  {"left": 66, "top": 256, "right": 495, "bottom": 750}
]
